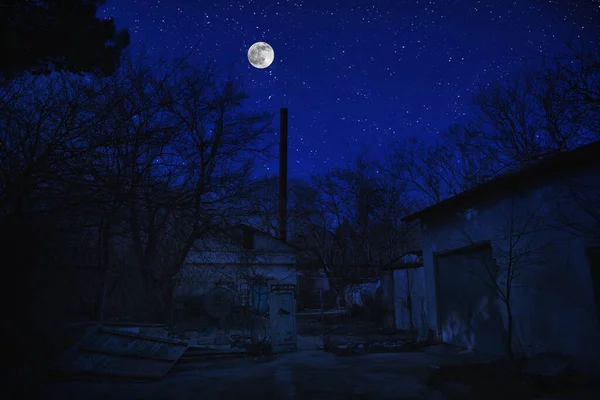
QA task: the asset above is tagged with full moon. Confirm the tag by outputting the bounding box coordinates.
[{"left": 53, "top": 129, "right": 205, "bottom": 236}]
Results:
[{"left": 248, "top": 42, "right": 275, "bottom": 69}]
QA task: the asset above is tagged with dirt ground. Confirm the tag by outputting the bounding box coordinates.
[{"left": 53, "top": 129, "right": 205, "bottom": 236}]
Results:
[
  {"left": 296, "top": 313, "right": 379, "bottom": 336},
  {"left": 12, "top": 337, "right": 508, "bottom": 400},
  {"left": 13, "top": 328, "right": 600, "bottom": 399}
]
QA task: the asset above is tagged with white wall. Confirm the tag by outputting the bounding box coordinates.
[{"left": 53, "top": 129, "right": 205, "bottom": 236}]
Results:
[
  {"left": 393, "top": 267, "right": 427, "bottom": 336},
  {"left": 184, "top": 231, "right": 297, "bottom": 266},
  {"left": 420, "top": 169, "right": 600, "bottom": 373},
  {"left": 185, "top": 250, "right": 296, "bottom": 266},
  {"left": 174, "top": 231, "right": 297, "bottom": 299},
  {"left": 174, "top": 263, "right": 297, "bottom": 299}
]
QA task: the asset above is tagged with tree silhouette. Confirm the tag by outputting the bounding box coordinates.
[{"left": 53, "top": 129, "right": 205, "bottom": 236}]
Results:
[{"left": 0, "top": 0, "right": 130, "bottom": 80}]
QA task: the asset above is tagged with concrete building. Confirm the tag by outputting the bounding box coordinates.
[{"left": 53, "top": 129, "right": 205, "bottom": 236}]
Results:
[
  {"left": 403, "top": 141, "right": 600, "bottom": 373},
  {"left": 381, "top": 252, "right": 427, "bottom": 335},
  {"left": 172, "top": 224, "right": 299, "bottom": 352},
  {"left": 174, "top": 225, "right": 297, "bottom": 303}
]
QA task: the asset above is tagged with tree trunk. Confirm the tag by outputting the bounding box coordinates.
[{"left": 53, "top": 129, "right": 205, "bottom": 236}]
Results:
[
  {"left": 97, "top": 220, "right": 111, "bottom": 322},
  {"left": 506, "top": 304, "right": 514, "bottom": 360},
  {"left": 407, "top": 292, "right": 414, "bottom": 336},
  {"left": 405, "top": 269, "right": 415, "bottom": 338},
  {"left": 150, "top": 288, "right": 167, "bottom": 323},
  {"left": 140, "top": 274, "right": 168, "bottom": 323}
]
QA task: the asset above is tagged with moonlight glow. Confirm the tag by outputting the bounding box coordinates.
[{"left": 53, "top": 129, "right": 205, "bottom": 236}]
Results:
[{"left": 248, "top": 42, "right": 275, "bottom": 69}]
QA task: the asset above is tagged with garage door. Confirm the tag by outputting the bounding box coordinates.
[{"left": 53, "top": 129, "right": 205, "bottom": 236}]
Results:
[{"left": 435, "top": 245, "right": 505, "bottom": 355}]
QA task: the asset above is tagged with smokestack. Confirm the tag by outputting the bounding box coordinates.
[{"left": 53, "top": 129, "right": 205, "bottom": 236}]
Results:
[{"left": 278, "top": 108, "right": 288, "bottom": 242}]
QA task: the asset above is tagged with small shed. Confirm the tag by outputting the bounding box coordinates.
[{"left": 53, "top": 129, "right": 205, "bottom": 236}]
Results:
[
  {"left": 172, "top": 224, "right": 299, "bottom": 353},
  {"left": 380, "top": 252, "right": 426, "bottom": 335}
]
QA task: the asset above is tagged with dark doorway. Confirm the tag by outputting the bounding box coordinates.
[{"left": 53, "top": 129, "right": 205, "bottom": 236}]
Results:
[
  {"left": 435, "top": 243, "right": 505, "bottom": 355},
  {"left": 586, "top": 247, "right": 600, "bottom": 328}
]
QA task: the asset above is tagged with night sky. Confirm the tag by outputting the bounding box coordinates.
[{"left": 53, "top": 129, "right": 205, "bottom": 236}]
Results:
[{"left": 101, "top": 0, "right": 600, "bottom": 178}]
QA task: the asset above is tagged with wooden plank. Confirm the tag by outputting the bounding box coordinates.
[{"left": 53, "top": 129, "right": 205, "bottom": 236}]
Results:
[
  {"left": 80, "top": 331, "right": 186, "bottom": 360},
  {"left": 55, "top": 326, "right": 189, "bottom": 380},
  {"left": 69, "top": 321, "right": 166, "bottom": 328},
  {"left": 77, "top": 347, "right": 178, "bottom": 362},
  {"left": 96, "top": 327, "right": 186, "bottom": 344}
]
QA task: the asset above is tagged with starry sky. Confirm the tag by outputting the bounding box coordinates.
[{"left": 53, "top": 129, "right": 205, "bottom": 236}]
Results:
[{"left": 100, "top": 0, "right": 600, "bottom": 178}]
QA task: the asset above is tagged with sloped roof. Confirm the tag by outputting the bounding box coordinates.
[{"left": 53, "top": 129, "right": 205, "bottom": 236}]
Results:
[
  {"left": 380, "top": 251, "right": 423, "bottom": 270},
  {"left": 225, "top": 224, "right": 301, "bottom": 252},
  {"left": 402, "top": 140, "right": 600, "bottom": 223},
  {"left": 194, "top": 224, "right": 300, "bottom": 253}
]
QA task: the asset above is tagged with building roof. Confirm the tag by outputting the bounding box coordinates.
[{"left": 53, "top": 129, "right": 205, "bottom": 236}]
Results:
[
  {"left": 205, "top": 224, "right": 300, "bottom": 253},
  {"left": 402, "top": 140, "right": 600, "bottom": 223},
  {"left": 173, "top": 225, "right": 299, "bottom": 280},
  {"left": 228, "top": 224, "right": 302, "bottom": 252},
  {"left": 380, "top": 251, "right": 423, "bottom": 270}
]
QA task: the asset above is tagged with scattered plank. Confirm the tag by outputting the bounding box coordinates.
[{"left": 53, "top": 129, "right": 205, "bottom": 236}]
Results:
[{"left": 54, "top": 325, "right": 188, "bottom": 380}]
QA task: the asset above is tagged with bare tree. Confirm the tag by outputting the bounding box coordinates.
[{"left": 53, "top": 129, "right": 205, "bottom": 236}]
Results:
[
  {"left": 301, "top": 173, "right": 346, "bottom": 279},
  {"left": 153, "top": 61, "right": 273, "bottom": 320},
  {"left": 0, "top": 69, "right": 130, "bottom": 372},
  {"left": 459, "top": 197, "right": 549, "bottom": 359},
  {"left": 0, "top": 45, "right": 279, "bottom": 373},
  {"left": 0, "top": 51, "right": 277, "bottom": 323},
  {"left": 551, "top": 171, "right": 600, "bottom": 243},
  {"left": 0, "top": 73, "right": 105, "bottom": 220},
  {"left": 321, "top": 153, "right": 398, "bottom": 278},
  {"left": 439, "top": 123, "right": 497, "bottom": 188},
  {"left": 551, "top": 40, "right": 600, "bottom": 135},
  {"left": 240, "top": 176, "right": 321, "bottom": 244},
  {"left": 391, "top": 42, "right": 599, "bottom": 212},
  {"left": 530, "top": 42, "right": 600, "bottom": 242},
  {"left": 387, "top": 137, "right": 451, "bottom": 205},
  {"left": 471, "top": 72, "right": 549, "bottom": 170},
  {"left": 469, "top": 41, "right": 599, "bottom": 174},
  {"left": 242, "top": 176, "right": 280, "bottom": 236},
  {"left": 387, "top": 124, "right": 493, "bottom": 209}
]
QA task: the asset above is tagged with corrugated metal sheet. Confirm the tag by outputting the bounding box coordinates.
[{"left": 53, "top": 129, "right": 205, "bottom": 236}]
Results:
[{"left": 55, "top": 326, "right": 188, "bottom": 380}]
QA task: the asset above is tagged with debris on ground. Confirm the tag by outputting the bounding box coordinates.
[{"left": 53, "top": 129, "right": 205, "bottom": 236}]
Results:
[
  {"left": 296, "top": 308, "right": 350, "bottom": 316},
  {"left": 178, "top": 332, "right": 276, "bottom": 364},
  {"left": 69, "top": 321, "right": 170, "bottom": 338},
  {"left": 230, "top": 333, "right": 274, "bottom": 360},
  {"left": 53, "top": 322, "right": 279, "bottom": 382},
  {"left": 323, "top": 332, "right": 430, "bottom": 355},
  {"left": 53, "top": 325, "right": 189, "bottom": 381},
  {"left": 178, "top": 345, "right": 247, "bottom": 363}
]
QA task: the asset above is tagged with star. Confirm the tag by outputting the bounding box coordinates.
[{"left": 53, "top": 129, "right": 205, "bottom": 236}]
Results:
[{"left": 102, "top": 0, "right": 600, "bottom": 178}]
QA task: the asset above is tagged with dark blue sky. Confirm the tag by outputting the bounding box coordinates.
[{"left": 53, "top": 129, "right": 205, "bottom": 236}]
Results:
[{"left": 101, "top": 0, "right": 600, "bottom": 178}]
